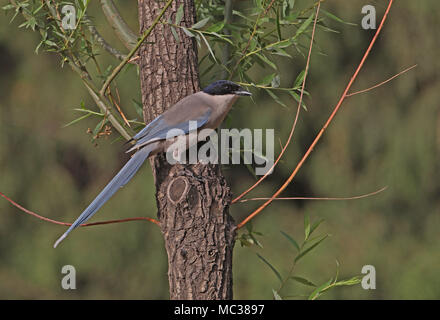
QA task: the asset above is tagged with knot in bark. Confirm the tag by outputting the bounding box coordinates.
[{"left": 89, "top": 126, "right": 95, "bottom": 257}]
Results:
[{"left": 167, "top": 176, "right": 190, "bottom": 205}]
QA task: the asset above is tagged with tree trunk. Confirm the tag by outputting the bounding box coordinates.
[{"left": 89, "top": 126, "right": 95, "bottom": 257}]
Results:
[{"left": 137, "top": 0, "right": 236, "bottom": 300}]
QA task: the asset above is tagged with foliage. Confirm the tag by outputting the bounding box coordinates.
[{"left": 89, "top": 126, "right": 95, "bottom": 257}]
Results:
[
  {"left": 242, "top": 214, "right": 361, "bottom": 300},
  {"left": 194, "top": 0, "right": 319, "bottom": 108},
  {"left": 4, "top": 0, "right": 94, "bottom": 63},
  {"left": 3, "top": 0, "right": 134, "bottom": 142},
  {"left": 2, "top": 0, "right": 345, "bottom": 138}
]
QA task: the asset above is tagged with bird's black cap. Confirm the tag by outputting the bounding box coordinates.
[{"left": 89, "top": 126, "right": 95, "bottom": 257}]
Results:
[{"left": 203, "top": 80, "right": 251, "bottom": 96}]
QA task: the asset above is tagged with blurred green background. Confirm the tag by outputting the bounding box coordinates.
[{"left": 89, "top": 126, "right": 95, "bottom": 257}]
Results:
[{"left": 0, "top": 0, "right": 439, "bottom": 299}]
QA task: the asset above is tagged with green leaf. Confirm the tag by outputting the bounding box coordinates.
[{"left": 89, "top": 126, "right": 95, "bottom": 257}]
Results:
[
  {"left": 290, "top": 276, "right": 316, "bottom": 287},
  {"left": 45, "top": 40, "right": 57, "bottom": 47},
  {"left": 35, "top": 41, "right": 43, "bottom": 54},
  {"left": 334, "top": 259, "right": 340, "bottom": 282},
  {"left": 206, "top": 21, "right": 224, "bottom": 33},
  {"left": 255, "top": 53, "right": 277, "bottom": 70},
  {"left": 294, "top": 69, "right": 306, "bottom": 88},
  {"left": 304, "top": 214, "right": 311, "bottom": 240},
  {"left": 295, "top": 13, "right": 314, "bottom": 38},
  {"left": 272, "top": 289, "right": 283, "bottom": 300},
  {"left": 211, "top": 32, "right": 233, "bottom": 45},
  {"left": 284, "top": 11, "right": 299, "bottom": 22},
  {"left": 280, "top": 230, "right": 300, "bottom": 251},
  {"left": 307, "top": 275, "right": 361, "bottom": 300},
  {"left": 295, "top": 234, "right": 328, "bottom": 263},
  {"left": 308, "top": 278, "right": 332, "bottom": 300},
  {"left": 199, "top": 32, "right": 217, "bottom": 62},
  {"left": 2, "top": 4, "right": 15, "bottom": 11},
  {"left": 265, "top": 89, "right": 287, "bottom": 108},
  {"left": 192, "top": 17, "right": 210, "bottom": 29},
  {"left": 317, "top": 22, "right": 340, "bottom": 34},
  {"left": 78, "top": 0, "right": 86, "bottom": 10},
  {"left": 321, "top": 9, "right": 357, "bottom": 26},
  {"left": 175, "top": 4, "right": 184, "bottom": 25},
  {"left": 18, "top": 20, "right": 28, "bottom": 29},
  {"left": 288, "top": 90, "right": 307, "bottom": 111},
  {"left": 259, "top": 17, "right": 270, "bottom": 24},
  {"left": 9, "top": 8, "right": 20, "bottom": 23},
  {"left": 334, "top": 276, "right": 362, "bottom": 287},
  {"left": 272, "top": 48, "right": 292, "bottom": 58},
  {"left": 33, "top": 2, "right": 44, "bottom": 14},
  {"left": 92, "top": 118, "right": 108, "bottom": 137},
  {"left": 276, "top": 6, "right": 282, "bottom": 40},
  {"left": 310, "top": 218, "right": 325, "bottom": 237},
  {"left": 289, "top": 0, "right": 295, "bottom": 7},
  {"left": 256, "top": 253, "right": 283, "bottom": 284},
  {"left": 266, "top": 40, "right": 291, "bottom": 50},
  {"left": 250, "top": 232, "right": 263, "bottom": 248},
  {"left": 259, "top": 73, "right": 276, "bottom": 86},
  {"left": 170, "top": 26, "right": 179, "bottom": 41},
  {"left": 73, "top": 109, "right": 103, "bottom": 116},
  {"left": 232, "top": 10, "right": 253, "bottom": 22},
  {"left": 238, "top": 233, "right": 254, "bottom": 247},
  {"left": 63, "top": 113, "right": 91, "bottom": 128},
  {"left": 182, "top": 27, "right": 195, "bottom": 38}
]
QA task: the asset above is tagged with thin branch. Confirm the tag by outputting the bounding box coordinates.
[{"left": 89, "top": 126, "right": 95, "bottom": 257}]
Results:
[
  {"left": 99, "top": 0, "right": 175, "bottom": 97},
  {"left": 128, "top": 55, "right": 140, "bottom": 63},
  {"left": 232, "top": 0, "right": 321, "bottom": 204},
  {"left": 237, "top": 0, "right": 394, "bottom": 229},
  {"left": 237, "top": 81, "right": 304, "bottom": 92},
  {"left": 67, "top": 44, "right": 133, "bottom": 139},
  {"left": 0, "top": 191, "right": 160, "bottom": 226},
  {"left": 82, "top": 78, "right": 133, "bottom": 141},
  {"left": 346, "top": 64, "right": 417, "bottom": 97},
  {"left": 68, "top": 60, "right": 133, "bottom": 140},
  {"left": 35, "top": 0, "right": 133, "bottom": 140},
  {"left": 238, "top": 186, "right": 387, "bottom": 203},
  {"left": 108, "top": 88, "right": 131, "bottom": 127},
  {"left": 99, "top": 0, "right": 138, "bottom": 50},
  {"left": 87, "top": 20, "right": 127, "bottom": 61}
]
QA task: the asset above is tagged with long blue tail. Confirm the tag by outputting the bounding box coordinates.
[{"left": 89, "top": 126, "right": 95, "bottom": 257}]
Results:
[{"left": 53, "top": 146, "right": 153, "bottom": 248}]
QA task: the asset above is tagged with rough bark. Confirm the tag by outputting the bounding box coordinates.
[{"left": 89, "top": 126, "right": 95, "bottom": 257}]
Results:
[{"left": 137, "top": 0, "right": 236, "bottom": 300}]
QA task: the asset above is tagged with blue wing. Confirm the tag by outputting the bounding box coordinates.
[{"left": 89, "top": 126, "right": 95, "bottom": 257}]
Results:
[
  {"left": 127, "top": 109, "right": 212, "bottom": 153},
  {"left": 53, "top": 145, "right": 153, "bottom": 248},
  {"left": 53, "top": 94, "right": 213, "bottom": 247}
]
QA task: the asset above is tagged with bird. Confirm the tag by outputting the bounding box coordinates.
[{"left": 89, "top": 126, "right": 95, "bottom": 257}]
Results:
[{"left": 53, "top": 80, "right": 251, "bottom": 248}]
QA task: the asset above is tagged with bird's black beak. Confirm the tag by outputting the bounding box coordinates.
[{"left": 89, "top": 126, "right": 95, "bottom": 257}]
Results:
[{"left": 234, "top": 88, "right": 252, "bottom": 96}]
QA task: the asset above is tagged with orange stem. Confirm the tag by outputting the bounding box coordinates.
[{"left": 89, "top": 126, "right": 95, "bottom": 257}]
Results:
[
  {"left": 232, "top": 0, "right": 321, "bottom": 204},
  {"left": 0, "top": 191, "right": 159, "bottom": 226},
  {"left": 347, "top": 64, "right": 417, "bottom": 97},
  {"left": 237, "top": 0, "right": 394, "bottom": 229},
  {"left": 238, "top": 186, "right": 387, "bottom": 203}
]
